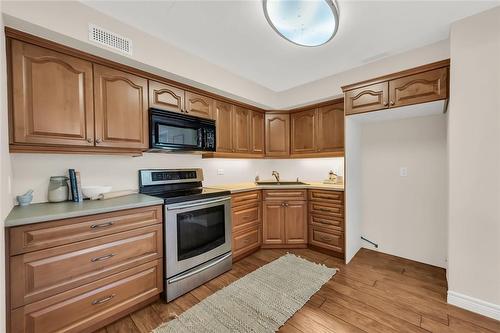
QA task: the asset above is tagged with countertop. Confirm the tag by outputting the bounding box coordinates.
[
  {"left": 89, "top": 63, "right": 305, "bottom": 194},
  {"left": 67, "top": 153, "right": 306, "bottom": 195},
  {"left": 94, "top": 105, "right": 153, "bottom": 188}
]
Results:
[
  {"left": 5, "top": 194, "right": 164, "bottom": 228},
  {"left": 209, "top": 181, "right": 344, "bottom": 194}
]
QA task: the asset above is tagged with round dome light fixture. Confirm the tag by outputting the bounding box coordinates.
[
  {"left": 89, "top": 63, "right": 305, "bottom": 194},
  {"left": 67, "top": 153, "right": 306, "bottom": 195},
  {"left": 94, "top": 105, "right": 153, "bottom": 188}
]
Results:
[{"left": 263, "top": 0, "right": 339, "bottom": 47}]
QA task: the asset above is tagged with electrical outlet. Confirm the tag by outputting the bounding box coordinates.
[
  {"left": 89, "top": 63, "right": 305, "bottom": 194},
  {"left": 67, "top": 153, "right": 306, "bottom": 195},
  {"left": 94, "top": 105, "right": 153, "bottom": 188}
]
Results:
[
  {"left": 217, "top": 168, "right": 224, "bottom": 175},
  {"left": 400, "top": 167, "right": 408, "bottom": 177}
]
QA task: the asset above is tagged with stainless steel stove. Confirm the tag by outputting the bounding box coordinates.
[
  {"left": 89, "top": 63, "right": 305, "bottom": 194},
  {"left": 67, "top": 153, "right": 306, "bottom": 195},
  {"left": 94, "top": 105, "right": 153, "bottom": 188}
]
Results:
[{"left": 139, "top": 168, "right": 232, "bottom": 302}]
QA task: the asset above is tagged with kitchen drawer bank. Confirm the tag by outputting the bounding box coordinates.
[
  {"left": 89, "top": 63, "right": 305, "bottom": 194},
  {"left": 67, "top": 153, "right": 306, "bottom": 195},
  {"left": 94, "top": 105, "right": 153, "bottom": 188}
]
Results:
[{"left": 5, "top": 194, "right": 164, "bottom": 333}]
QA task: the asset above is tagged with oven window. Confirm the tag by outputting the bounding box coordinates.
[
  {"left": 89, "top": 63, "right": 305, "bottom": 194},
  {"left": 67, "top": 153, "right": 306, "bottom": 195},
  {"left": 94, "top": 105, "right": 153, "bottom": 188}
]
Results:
[
  {"left": 177, "top": 205, "right": 225, "bottom": 261},
  {"left": 157, "top": 124, "right": 198, "bottom": 146}
]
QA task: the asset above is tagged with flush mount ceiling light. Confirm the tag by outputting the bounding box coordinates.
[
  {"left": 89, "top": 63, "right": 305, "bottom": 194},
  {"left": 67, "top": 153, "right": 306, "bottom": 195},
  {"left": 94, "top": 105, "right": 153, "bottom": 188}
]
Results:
[{"left": 263, "top": 0, "right": 339, "bottom": 47}]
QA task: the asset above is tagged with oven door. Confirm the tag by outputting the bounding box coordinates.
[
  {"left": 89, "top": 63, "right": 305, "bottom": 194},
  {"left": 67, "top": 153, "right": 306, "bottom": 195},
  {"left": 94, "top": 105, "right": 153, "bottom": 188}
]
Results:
[{"left": 165, "top": 196, "right": 232, "bottom": 278}]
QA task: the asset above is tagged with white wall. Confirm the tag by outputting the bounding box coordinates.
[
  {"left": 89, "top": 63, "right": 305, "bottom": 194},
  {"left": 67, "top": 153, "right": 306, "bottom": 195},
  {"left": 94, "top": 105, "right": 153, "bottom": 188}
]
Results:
[
  {"left": 359, "top": 114, "right": 448, "bottom": 268},
  {"left": 0, "top": 1, "right": 12, "bottom": 331},
  {"left": 10, "top": 154, "right": 343, "bottom": 204},
  {"left": 447, "top": 6, "right": 500, "bottom": 318}
]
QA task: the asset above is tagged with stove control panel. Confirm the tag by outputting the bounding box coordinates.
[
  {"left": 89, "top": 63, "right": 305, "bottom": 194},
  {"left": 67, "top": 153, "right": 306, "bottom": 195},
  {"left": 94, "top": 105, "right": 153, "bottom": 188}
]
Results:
[{"left": 139, "top": 169, "right": 203, "bottom": 186}]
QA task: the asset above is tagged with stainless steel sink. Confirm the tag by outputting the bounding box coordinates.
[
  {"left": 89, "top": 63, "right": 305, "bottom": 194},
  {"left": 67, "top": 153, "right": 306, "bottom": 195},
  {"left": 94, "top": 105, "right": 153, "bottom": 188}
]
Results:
[{"left": 255, "top": 181, "right": 309, "bottom": 185}]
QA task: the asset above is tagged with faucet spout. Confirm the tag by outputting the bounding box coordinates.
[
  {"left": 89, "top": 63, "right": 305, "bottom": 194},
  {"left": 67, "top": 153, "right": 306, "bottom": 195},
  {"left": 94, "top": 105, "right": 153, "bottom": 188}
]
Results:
[{"left": 272, "top": 170, "right": 280, "bottom": 183}]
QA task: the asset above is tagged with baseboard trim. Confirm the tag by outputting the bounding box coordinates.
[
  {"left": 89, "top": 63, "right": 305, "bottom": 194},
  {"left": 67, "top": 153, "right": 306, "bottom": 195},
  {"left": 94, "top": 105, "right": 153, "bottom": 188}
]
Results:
[{"left": 447, "top": 290, "right": 500, "bottom": 320}]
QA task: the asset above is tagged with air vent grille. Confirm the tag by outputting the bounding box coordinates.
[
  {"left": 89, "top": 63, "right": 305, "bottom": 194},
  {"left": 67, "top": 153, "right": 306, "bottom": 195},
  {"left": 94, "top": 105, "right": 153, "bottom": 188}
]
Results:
[{"left": 88, "top": 24, "right": 132, "bottom": 55}]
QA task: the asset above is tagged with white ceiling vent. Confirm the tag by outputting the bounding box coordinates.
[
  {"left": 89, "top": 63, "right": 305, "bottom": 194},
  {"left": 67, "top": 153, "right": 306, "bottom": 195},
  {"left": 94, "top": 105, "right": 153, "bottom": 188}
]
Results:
[{"left": 88, "top": 24, "right": 132, "bottom": 56}]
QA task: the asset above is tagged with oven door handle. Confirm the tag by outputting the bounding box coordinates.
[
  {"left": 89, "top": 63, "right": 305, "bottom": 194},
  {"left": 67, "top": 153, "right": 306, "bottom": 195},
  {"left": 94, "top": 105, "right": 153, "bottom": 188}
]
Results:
[
  {"left": 167, "top": 197, "right": 230, "bottom": 211},
  {"left": 167, "top": 252, "right": 232, "bottom": 284}
]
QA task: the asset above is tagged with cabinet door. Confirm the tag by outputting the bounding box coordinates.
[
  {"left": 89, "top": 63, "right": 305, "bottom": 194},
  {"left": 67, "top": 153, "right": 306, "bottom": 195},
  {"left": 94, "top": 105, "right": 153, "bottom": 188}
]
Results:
[
  {"left": 233, "top": 106, "right": 251, "bottom": 153},
  {"left": 185, "top": 91, "right": 214, "bottom": 119},
  {"left": 318, "top": 103, "right": 344, "bottom": 152},
  {"left": 148, "top": 80, "right": 185, "bottom": 114},
  {"left": 284, "top": 201, "right": 307, "bottom": 245},
  {"left": 215, "top": 100, "right": 233, "bottom": 152},
  {"left": 345, "top": 82, "right": 389, "bottom": 115},
  {"left": 263, "top": 202, "right": 285, "bottom": 245},
  {"left": 250, "top": 111, "right": 265, "bottom": 154},
  {"left": 10, "top": 40, "right": 94, "bottom": 146},
  {"left": 265, "top": 113, "right": 290, "bottom": 157},
  {"left": 291, "top": 109, "right": 317, "bottom": 155},
  {"left": 389, "top": 67, "right": 448, "bottom": 108},
  {"left": 94, "top": 65, "right": 148, "bottom": 149}
]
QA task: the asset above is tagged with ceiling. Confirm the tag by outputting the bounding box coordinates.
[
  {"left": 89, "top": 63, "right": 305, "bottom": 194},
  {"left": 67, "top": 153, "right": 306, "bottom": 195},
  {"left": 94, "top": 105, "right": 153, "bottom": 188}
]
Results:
[{"left": 82, "top": 0, "right": 499, "bottom": 92}]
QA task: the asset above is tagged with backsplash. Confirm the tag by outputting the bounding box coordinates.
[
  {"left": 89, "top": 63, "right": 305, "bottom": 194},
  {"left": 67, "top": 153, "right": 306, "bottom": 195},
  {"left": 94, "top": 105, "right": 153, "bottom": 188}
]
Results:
[{"left": 10, "top": 153, "right": 344, "bottom": 204}]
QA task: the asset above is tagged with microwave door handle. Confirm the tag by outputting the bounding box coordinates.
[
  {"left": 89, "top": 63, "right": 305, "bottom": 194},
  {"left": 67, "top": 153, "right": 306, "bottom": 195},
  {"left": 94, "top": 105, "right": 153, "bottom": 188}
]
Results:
[{"left": 167, "top": 197, "right": 230, "bottom": 211}]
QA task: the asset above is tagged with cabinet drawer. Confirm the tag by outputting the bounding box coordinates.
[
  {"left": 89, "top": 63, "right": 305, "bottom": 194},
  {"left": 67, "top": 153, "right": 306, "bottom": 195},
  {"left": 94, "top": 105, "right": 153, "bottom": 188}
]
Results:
[
  {"left": 233, "top": 226, "right": 261, "bottom": 259},
  {"left": 308, "top": 190, "right": 344, "bottom": 204},
  {"left": 11, "top": 260, "right": 162, "bottom": 333},
  {"left": 10, "top": 225, "right": 162, "bottom": 308},
  {"left": 263, "top": 190, "right": 307, "bottom": 201},
  {"left": 309, "top": 214, "right": 343, "bottom": 231},
  {"left": 309, "top": 202, "right": 343, "bottom": 217},
  {"left": 232, "top": 203, "right": 261, "bottom": 232},
  {"left": 9, "top": 205, "right": 163, "bottom": 255},
  {"left": 309, "top": 226, "right": 344, "bottom": 253},
  {"left": 232, "top": 190, "right": 262, "bottom": 208}
]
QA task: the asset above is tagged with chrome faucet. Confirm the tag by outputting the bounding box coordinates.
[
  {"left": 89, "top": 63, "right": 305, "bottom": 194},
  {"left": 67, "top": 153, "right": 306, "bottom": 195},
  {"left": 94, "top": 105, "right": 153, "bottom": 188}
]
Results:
[{"left": 272, "top": 170, "right": 280, "bottom": 183}]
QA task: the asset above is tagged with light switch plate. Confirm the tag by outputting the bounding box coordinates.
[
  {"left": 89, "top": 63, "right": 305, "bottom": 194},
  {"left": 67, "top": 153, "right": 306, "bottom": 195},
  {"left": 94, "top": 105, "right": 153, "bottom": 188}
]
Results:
[
  {"left": 217, "top": 168, "right": 224, "bottom": 175},
  {"left": 400, "top": 167, "right": 408, "bottom": 177}
]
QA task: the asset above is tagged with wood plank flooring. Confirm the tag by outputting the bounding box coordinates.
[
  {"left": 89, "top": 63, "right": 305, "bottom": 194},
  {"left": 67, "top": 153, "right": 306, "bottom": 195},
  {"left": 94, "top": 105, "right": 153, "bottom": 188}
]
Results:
[{"left": 96, "top": 248, "right": 500, "bottom": 333}]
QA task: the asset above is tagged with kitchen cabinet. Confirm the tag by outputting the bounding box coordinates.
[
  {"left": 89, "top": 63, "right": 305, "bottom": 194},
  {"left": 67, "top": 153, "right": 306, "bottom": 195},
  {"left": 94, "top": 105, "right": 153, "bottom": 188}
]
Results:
[
  {"left": 291, "top": 109, "right": 317, "bottom": 155},
  {"left": 318, "top": 102, "right": 344, "bottom": 152},
  {"left": 265, "top": 113, "right": 290, "bottom": 157},
  {"left": 7, "top": 205, "right": 164, "bottom": 333},
  {"left": 10, "top": 40, "right": 95, "bottom": 147},
  {"left": 343, "top": 60, "right": 449, "bottom": 116},
  {"left": 94, "top": 64, "right": 149, "bottom": 150},
  {"left": 250, "top": 111, "right": 265, "bottom": 154},
  {"left": 233, "top": 106, "right": 251, "bottom": 153},
  {"left": 215, "top": 101, "right": 234, "bottom": 153},
  {"left": 185, "top": 91, "right": 214, "bottom": 119},
  {"left": 231, "top": 191, "right": 262, "bottom": 261},
  {"left": 262, "top": 190, "right": 307, "bottom": 247}
]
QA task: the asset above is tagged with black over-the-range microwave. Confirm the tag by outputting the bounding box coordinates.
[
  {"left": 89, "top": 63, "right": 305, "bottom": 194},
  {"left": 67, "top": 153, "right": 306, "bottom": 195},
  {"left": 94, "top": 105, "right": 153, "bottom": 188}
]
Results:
[{"left": 149, "top": 108, "right": 216, "bottom": 152}]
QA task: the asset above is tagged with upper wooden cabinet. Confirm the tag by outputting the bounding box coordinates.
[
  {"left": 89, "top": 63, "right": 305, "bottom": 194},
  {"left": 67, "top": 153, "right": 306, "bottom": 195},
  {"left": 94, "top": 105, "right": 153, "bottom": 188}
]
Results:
[
  {"left": 265, "top": 113, "right": 290, "bottom": 157},
  {"left": 318, "top": 102, "right": 344, "bottom": 152},
  {"left": 343, "top": 60, "right": 449, "bottom": 116},
  {"left": 389, "top": 67, "right": 448, "bottom": 108},
  {"left": 10, "top": 40, "right": 95, "bottom": 146},
  {"left": 344, "top": 82, "right": 389, "bottom": 115},
  {"left": 291, "top": 109, "right": 317, "bottom": 155},
  {"left": 93, "top": 65, "right": 149, "bottom": 150},
  {"left": 148, "top": 81, "right": 213, "bottom": 120},
  {"left": 250, "top": 111, "right": 265, "bottom": 154},
  {"left": 215, "top": 100, "right": 233, "bottom": 153},
  {"left": 233, "top": 106, "right": 251, "bottom": 153}
]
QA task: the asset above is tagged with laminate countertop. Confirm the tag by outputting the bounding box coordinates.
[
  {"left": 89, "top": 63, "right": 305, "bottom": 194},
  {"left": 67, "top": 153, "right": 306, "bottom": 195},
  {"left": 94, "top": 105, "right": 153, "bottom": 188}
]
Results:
[
  {"left": 5, "top": 194, "right": 164, "bottom": 228},
  {"left": 209, "top": 182, "right": 344, "bottom": 194}
]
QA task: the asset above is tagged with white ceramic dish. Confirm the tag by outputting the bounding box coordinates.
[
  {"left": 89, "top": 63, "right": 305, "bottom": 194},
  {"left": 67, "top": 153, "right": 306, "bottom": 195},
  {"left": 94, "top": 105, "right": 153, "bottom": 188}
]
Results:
[{"left": 81, "top": 186, "right": 112, "bottom": 199}]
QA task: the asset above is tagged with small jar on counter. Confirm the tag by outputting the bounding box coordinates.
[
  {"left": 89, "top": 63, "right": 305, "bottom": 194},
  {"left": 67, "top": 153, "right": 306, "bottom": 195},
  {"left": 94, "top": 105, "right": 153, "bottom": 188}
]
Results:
[{"left": 48, "top": 176, "right": 70, "bottom": 202}]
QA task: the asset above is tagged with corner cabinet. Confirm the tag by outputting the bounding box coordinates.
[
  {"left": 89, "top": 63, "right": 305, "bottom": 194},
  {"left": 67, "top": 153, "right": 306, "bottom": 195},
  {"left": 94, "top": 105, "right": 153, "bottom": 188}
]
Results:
[
  {"left": 265, "top": 113, "right": 290, "bottom": 157},
  {"left": 343, "top": 61, "right": 449, "bottom": 116},
  {"left": 290, "top": 109, "right": 317, "bottom": 155},
  {"left": 93, "top": 65, "right": 149, "bottom": 150}
]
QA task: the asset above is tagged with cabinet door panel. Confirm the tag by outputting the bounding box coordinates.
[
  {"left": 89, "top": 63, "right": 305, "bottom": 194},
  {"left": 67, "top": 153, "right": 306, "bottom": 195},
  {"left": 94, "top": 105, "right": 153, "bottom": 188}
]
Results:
[
  {"left": 389, "top": 68, "right": 448, "bottom": 108},
  {"left": 148, "top": 80, "right": 185, "bottom": 113},
  {"left": 263, "top": 202, "right": 285, "bottom": 245},
  {"left": 291, "top": 109, "right": 317, "bottom": 155},
  {"left": 284, "top": 201, "right": 307, "bottom": 245},
  {"left": 345, "top": 82, "right": 389, "bottom": 115},
  {"left": 318, "top": 103, "right": 344, "bottom": 152},
  {"left": 265, "top": 113, "right": 290, "bottom": 157},
  {"left": 250, "top": 111, "right": 265, "bottom": 154},
  {"left": 233, "top": 106, "right": 251, "bottom": 153},
  {"left": 94, "top": 65, "right": 148, "bottom": 149},
  {"left": 215, "top": 100, "right": 233, "bottom": 152},
  {"left": 11, "top": 40, "right": 94, "bottom": 146},
  {"left": 185, "top": 91, "right": 214, "bottom": 119}
]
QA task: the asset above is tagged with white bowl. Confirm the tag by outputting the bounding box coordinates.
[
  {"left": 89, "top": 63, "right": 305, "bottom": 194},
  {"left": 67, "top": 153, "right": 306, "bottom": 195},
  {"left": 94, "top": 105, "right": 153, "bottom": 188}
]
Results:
[{"left": 81, "top": 186, "right": 112, "bottom": 199}]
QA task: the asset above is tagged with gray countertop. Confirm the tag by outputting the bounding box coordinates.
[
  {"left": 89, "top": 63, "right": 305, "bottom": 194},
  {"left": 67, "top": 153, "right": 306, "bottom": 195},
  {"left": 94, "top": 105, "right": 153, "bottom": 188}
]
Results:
[{"left": 5, "top": 194, "right": 164, "bottom": 228}]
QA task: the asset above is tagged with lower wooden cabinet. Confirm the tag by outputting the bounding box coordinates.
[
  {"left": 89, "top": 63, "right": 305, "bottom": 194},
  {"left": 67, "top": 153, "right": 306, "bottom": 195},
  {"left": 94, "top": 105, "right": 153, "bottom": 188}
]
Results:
[
  {"left": 231, "top": 191, "right": 262, "bottom": 261},
  {"left": 233, "top": 226, "right": 262, "bottom": 260},
  {"left": 6, "top": 205, "right": 164, "bottom": 333},
  {"left": 309, "top": 225, "right": 344, "bottom": 253}
]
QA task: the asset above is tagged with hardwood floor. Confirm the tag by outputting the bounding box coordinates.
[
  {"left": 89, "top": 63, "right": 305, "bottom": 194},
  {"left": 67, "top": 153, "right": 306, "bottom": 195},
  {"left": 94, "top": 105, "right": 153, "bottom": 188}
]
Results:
[{"left": 96, "top": 248, "right": 500, "bottom": 333}]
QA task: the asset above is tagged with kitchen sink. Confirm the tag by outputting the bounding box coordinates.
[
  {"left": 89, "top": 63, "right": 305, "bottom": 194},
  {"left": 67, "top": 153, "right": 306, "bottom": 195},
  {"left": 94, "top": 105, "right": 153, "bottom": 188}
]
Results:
[{"left": 255, "top": 181, "right": 309, "bottom": 185}]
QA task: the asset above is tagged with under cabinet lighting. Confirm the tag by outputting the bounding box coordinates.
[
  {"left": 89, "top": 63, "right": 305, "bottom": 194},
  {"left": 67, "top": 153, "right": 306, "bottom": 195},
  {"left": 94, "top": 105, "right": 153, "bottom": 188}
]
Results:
[{"left": 263, "top": 0, "right": 340, "bottom": 47}]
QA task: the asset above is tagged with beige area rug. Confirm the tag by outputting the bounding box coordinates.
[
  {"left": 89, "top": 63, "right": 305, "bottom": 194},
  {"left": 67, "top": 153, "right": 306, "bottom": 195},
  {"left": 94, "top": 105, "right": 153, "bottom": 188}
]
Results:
[{"left": 153, "top": 254, "right": 337, "bottom": 333}]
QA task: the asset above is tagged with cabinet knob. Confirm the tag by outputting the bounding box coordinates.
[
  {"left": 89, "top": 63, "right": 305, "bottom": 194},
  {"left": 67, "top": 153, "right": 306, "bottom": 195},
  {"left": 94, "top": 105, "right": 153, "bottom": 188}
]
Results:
[
  {"left": 383, "top": 101, "right": 388, "bottom": 106},
  {"left": 87, "top": 138, "right": 93, "bottom": 143},
  {"left": 95, "top": 138, "right": 102, "bottom": 144},
  {"left": 390, "top": 100, "right": 395, "bottom": 106}
]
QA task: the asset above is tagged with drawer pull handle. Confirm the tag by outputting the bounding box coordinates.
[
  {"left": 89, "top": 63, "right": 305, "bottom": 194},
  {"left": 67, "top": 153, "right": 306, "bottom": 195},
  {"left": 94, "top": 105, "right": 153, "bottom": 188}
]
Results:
[
  {"left": 92, "top": 294, "right": 116, "bottom": 305},
  {"left": 320, "top": 236, "right": 333, "bottom": 242},
  {"left": 317, "top": 208, "right": 332, "bottom": 212},
  {"left": 91, "top": 253, "right": 115, "bottom": 262},
  {"left": 243, "top": 238, "right": 252, "bottom": 244},
  {"left": 90, "top": 222, "right": 114, "bottom": 229}
]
